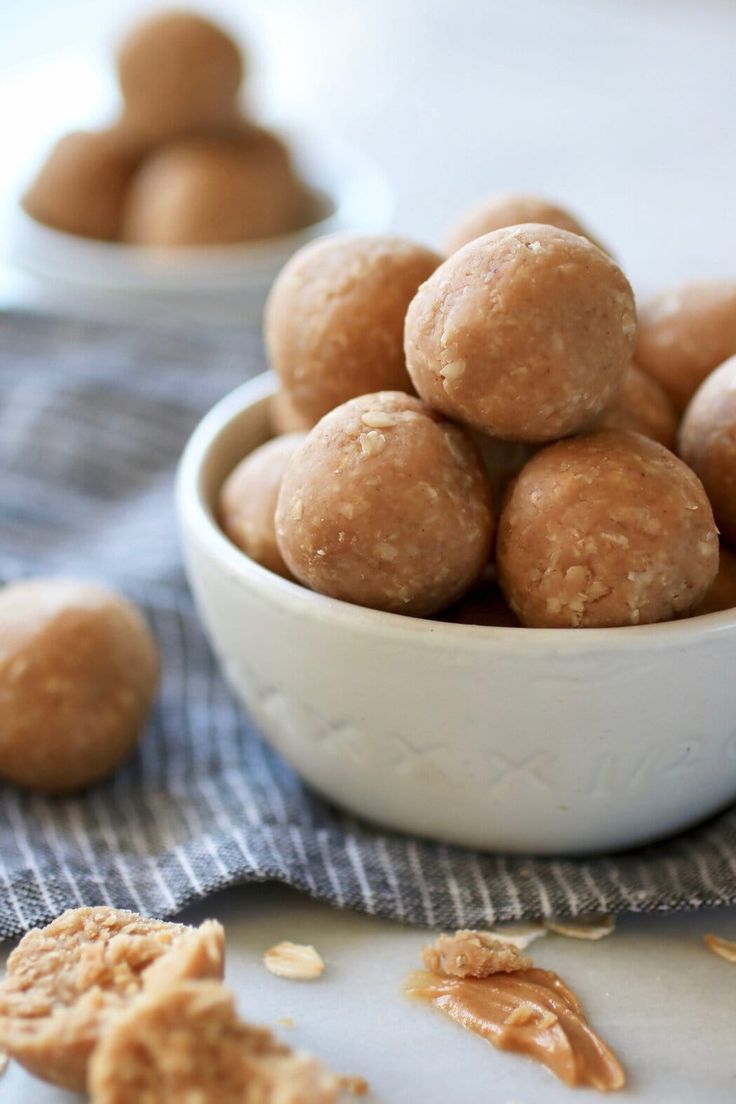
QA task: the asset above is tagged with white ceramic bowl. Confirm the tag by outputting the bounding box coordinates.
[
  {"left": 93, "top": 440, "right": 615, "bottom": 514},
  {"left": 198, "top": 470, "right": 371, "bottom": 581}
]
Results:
[
  {"left": 177, "top": 373, "right": 736, "bottom": 855},
  {"left": 7, "top": 127, "right": 393, "bottom": 326}
]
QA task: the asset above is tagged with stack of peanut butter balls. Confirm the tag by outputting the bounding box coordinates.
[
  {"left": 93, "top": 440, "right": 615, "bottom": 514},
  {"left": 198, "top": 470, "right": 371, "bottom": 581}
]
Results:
[
  {"left": 23, "top": 10, "right": 314, "bottom": 246},
  {"left": 219, "top": 195, "right": 736, "bottom": 629}
]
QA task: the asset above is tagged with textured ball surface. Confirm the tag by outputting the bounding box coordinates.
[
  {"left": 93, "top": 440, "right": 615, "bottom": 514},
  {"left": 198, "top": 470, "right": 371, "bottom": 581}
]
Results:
[
  {"left": 275, "top": 392, "right": 494, "bottom": 615},
  {"left": 265, "top": 234, "right": 442, "bottom": 423},
  {"left": 405, "top": 225, "right": 636, "bottom": 442},
  {"left": 497, "top": 431, "right": 718, "bottom": 627}
]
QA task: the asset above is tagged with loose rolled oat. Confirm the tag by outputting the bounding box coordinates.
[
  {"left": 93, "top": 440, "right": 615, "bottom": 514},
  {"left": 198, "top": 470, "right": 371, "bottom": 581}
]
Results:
[
  {"left": 544, "top": 915, "right": 616, "bottom": 941},
  {"left": 263, "top": 942, "right": 325, "bottom": 981}
]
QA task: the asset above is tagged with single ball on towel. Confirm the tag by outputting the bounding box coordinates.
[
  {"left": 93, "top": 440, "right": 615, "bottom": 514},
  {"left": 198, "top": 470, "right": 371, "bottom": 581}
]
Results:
[
  {"left": 443, "top": 192, "right": 600, "bottom": 254},
  {"left": 275, "top": 392, "right": 494, "bottom": 615},
  {"left": 122, "top": 132, "right": 310, "bottom": 245},
  {"left": 595, "top": 362, "right": 678, "bottom": 449},
  {"left": 635, "top": 280, "right": 736, "bottom": 412},
  {"left": 0, "top": 578, "right": 159, "bottom": 792},
  {"left": 219, "top": 432, "right": 306, "bottom": 577},
  {"left": 496, "top": 430, "right": 718, "bottom": 628},
  {"left": 264, "top": 233, "right": 442, "bottom": 423},
  {"left": 88, "top": 979, "right": 338, "bottom": 1104},
  {"left": 22, "top": 129, "right": 139, "bottom": 240},
  {"left": 404, "top": 225, "right": 636, "bottom": 442},
  {"left": 679, "top": 355, "right": 736, "bottom": 546},
  {"left": 117, "top": 10, "right": 244, "bottom": 142}
]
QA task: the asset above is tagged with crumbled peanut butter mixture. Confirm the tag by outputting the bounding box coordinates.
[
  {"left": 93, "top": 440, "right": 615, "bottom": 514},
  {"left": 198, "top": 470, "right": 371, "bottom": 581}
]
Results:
[
  {"left": 422, "top": 929, "right": 532, "bottom": 978},
  {"left": 0, "top": 907, "right": 223, "bottom": 1092},
  {"left": 88, "top": 980, "right": 341, "bottom": 1104}
]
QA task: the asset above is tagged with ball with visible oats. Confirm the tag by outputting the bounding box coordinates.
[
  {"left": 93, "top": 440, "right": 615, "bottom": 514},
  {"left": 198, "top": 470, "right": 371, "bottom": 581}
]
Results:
[
  {"left": 275, "top": 392, "right": 494, "bottom": 615},
  {"left": 679, "top": 355, "right": 736, "bottom": 546},
  {"left": 0, "top": 578, "right": 159, "bottom": 792},
  {"left": 264, "top": 234, "right": 442, "bottom": 423},
  {"left": 636, "top": 280, "right": 736, "bottom": 412},
  {"left": 22, "top": 130, "right": 140, "bottom": 241},
  {"left": 497, "top": 431, "right": 718, "bottom": 628},
  {"left": 117, "top": 10, "right": 244, "bottom": 143},
  {"left": 404, "top": 225, "right": 636, "bottom": 443},
  {"left": 443, "top": 192, "right": 600, "bottom": 254},
  {"left": 219, "top": 432, "right": 305, "bottom": 577},
  {"left": 0, "top": 907, "right": 224, "bottom": 1092},
  {"left": 595, "top": 362, "right": 678, "bottom": 449},
  {"left": 123, "top": 132, "right": 310, "bottom": 246}
]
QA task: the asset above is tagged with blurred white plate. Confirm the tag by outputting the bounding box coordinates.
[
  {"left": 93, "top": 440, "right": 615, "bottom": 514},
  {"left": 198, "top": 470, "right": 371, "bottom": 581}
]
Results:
[
  {"left": 0, "top": 55, "right": 394, "bottom": 325},
  {"left": 8, "top": 127, "right": 393, "bottom": 292}
]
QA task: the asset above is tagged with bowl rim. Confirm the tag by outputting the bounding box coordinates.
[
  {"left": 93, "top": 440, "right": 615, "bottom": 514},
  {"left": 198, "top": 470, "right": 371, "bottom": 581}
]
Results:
[{"left": 176, "top": 372, "right": 736, "bottom": 651}]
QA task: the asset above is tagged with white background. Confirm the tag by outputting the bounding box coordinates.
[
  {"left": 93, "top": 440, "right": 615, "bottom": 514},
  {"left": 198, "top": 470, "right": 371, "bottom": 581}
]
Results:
[{"left": 0, "top": 1, "right": 735, "bottom": 1101}]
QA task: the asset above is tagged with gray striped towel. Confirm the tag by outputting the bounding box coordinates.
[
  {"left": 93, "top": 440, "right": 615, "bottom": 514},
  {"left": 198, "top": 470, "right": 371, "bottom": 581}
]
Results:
[{"left": 0, "top": 308, "right": 735, "bottom": 940}]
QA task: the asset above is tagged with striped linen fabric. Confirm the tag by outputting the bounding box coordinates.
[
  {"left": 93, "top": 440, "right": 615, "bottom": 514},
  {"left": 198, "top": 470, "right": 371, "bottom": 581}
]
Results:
[{"left": 0, "top": 309, "right": 735, "bottom": 940}]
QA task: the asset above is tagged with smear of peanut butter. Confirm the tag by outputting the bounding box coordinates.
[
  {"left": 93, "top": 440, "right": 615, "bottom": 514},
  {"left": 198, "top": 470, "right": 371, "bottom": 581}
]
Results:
[{"left": 406, "top": 966, "right": 625, "bottom": 1092}]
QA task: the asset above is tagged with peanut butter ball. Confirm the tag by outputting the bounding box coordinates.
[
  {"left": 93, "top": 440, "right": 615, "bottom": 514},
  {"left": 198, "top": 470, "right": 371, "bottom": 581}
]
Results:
[
  {"left": 595, "top": 362, "right": 678, "bottom": 449},
  {"left": 0, "top": 579, "right": 159, "bottom": 793},
  {"left": 275, "top": 392, "right": 494, "bottom": 615},
  {"left": 636, "top": 281, "right": 736, "bottom": 412},
  {"left": 497, "top": 431, "right": 718, "bottom": 628},
  {"left": 679, "top": 356, "right": 736, "bottom": 546},
  {"left": 219, "top": 432, "right": 305, "bottom": 577},
  {"left": 117, "top": 10, "right": 243, "bottom": 143},
  {"left": 443, "top": 192, "right": 599, "bottom": 254},
  {"left": 123, "top": 132, "right": 310, "bottom": 246},
  {"left": 405, "top": 225, "right": 636, "bottom": 442},
  {"left": 22, "top": 130, "right": 139, "bottom": 241},
  {"left": 265, "top": 234, "right": 442, "bottom": 423}
]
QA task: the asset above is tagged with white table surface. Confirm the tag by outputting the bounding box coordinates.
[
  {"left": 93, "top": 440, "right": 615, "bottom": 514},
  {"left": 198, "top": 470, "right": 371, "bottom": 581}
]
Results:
[
  {"left": 1, "top": 887, "right": 735, "bottom": 1103},
  {"left": 1, "top": 0, "right": 735, "bottom": 1100}
]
